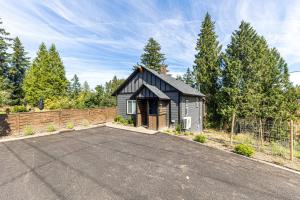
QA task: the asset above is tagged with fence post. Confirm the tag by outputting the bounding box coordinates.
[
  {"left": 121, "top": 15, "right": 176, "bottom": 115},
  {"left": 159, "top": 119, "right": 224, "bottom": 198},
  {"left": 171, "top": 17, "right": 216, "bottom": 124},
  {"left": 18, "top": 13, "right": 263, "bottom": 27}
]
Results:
[
  {"left": 17, "top": 113, "right": 20, "bottom": 134},
  {"left": 290, "top": 120, "right": 294, "bottom": 161},
  {"left": 58, "top": 110, "right": 62, "bottom": 128}
]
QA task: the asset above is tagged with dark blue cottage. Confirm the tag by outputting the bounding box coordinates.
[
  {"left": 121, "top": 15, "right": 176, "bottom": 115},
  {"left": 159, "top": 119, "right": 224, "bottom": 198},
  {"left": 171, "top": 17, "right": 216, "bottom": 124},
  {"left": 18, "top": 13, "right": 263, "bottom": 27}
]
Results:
[{"left": 112, "top": 66, "right": 205, "bottom": 132}]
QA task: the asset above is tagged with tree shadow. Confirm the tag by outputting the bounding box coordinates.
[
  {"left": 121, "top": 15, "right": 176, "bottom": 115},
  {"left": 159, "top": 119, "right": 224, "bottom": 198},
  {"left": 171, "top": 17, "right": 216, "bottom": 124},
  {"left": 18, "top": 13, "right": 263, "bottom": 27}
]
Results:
[{"left": 0, "top": 114, "right": 11, "bottom": 136}]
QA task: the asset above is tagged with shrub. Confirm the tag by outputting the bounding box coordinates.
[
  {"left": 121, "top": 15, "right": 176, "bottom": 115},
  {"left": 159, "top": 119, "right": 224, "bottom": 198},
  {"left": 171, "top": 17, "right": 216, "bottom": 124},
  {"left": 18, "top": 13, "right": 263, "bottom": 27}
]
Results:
[
  {"left": 193, "top": 134, "right": 207, "bottom": 143},
  {"left": 175, "top": 123, "right": 181, "bottom": 132},
  {"left": 234, "top": 144, "right": 255, "bottom": 157},
  {"left": 45, "top": 97, "right": 76, "bottom": 110},
  {"left": 127, "top": 116, "right": 134, "bottom": 125},
  {"left": 66, "top": 122, "right": 74, "bottom": 129},
  {"left": 24, "top": 126, "right": 35, "bottom": 136},
  {"left": 12, "top": 105, "right": 28, "bottom": 113},
  {"left": 47, "top": 124, "right": 56, "bottom": 132},
  {"left": 114, "top": 115, "right": 129, "bottom": 125},
  {"left": 269, "top": 142, "right": 288, "bottom": 158}
]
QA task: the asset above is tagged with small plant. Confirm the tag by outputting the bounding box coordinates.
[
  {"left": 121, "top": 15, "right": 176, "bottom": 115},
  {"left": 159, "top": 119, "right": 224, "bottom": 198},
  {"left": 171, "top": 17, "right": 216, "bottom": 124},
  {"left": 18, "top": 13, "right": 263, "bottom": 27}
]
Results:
[
  {"left": 24, "top": 126, "right": 35, "bottom": 136},
  {"left": 127, "top": 117, "right": 134, "bottom": 125},
  {"left": 66, "top": 122, "right": 74, "bottom": 129},
  {"left": 234, "top": 134, "right": 256, "bottom": 145},
  {"left": 175, "top": 123, "right": 181, "bottom": 132},
  {"left": 234, "top": 144, "right": 255, "bottom": 157},
  {"left": 193, "top": 134, "right": 207, "bottom": 143},
  {"left": 114, "top": 115, "right": 131, "bottom": 125},
  {"left": 82, "top": 119, "right": 89, "bottom": 127},
  {"left": 12, "top": 105, "right": 28, "bottom": 113},
  {"left": 269, "top": 142, "right": 288, "bottom": 158},
  {"left": 47, "top": 124, "right": 56, "bottom": 132}
]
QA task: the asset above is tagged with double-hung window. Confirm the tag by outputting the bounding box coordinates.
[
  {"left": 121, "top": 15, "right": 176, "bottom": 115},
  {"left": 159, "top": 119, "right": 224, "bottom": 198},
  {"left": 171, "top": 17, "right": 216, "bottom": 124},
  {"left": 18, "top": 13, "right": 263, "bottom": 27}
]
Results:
[{"left": 127, "top": 100, "right": 136, "bottom": 114}]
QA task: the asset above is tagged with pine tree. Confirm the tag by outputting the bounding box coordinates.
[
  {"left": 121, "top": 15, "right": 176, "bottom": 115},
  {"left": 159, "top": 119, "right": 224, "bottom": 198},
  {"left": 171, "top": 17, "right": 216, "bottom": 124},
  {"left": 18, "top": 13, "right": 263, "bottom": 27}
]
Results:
[
  {"left": 70, "top": 74, "right": 81, "bottom": 98},
  {"left": 82, "top": 81, "right": 90, "bottom": 93},
  {"left": 193, "top": 13, "right": 222, "bottom": 124},
  {"left": 23, "top": 43, "right": 68, "bottom": 105},
  {"left": 183, "top": 67, "right": 195, "bottom": 87},
  {"left": 140, "top": 38, "right": 167, "bottom": 73},
  {"left": 0, "top": 19, "right": 11, "bottom": 105},
  {"left": 8, "top": 37, "right": 30, "bottom": 105}
]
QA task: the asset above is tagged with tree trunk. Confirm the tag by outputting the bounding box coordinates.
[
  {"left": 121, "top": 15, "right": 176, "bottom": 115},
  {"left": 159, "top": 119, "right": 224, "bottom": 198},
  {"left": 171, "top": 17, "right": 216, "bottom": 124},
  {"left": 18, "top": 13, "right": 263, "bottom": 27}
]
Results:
[{"left": 230, "top": 112, "right": 236, "bottom": 146}]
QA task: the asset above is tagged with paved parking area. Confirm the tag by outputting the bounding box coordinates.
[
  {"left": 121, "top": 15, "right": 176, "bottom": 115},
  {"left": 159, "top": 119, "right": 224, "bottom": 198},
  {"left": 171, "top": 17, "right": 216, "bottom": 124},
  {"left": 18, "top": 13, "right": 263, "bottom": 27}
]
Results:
[{"left": 0, "top": 126, "right": 300, "bottom": 200}]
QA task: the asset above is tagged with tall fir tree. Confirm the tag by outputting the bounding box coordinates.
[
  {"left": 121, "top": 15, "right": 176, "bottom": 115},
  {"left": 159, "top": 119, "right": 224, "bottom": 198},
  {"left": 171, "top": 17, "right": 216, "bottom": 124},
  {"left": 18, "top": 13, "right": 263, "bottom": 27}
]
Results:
[
  {"left": 0, "top": 19, "right": 11, "bottom": 105},
  {"left": 193, "top": 13, "right": 222, "bottom": 125},
  {"left": 23, "top": 43, "right": 68, "bottom": 105},
  {"left": 139, "top": 38, "right": 167, "bottom": 73},
  {"left": 82, "top": 81, "right": 90, "bottom": 93},
  {"left": 8, "top": 37, "right": 30, "bottom": 105}
]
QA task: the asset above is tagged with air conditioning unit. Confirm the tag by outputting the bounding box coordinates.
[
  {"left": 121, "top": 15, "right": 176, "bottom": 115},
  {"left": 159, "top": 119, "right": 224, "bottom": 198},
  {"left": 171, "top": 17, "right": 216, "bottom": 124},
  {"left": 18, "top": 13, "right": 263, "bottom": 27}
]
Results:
[{"left": 182, "top": 117, "right": 191, "bottom": 130}]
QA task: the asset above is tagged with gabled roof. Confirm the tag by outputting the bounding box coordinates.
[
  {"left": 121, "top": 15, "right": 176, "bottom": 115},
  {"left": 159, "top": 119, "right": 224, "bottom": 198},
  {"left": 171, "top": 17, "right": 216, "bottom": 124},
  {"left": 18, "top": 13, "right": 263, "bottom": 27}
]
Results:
[
  {"left": 131, "top": 83, "right": 170, "bottom": 100},
  {"left": 143, "top": 66, "right": 205, "bottom": 97},
  {"left": 112, "top": 66, "right": 205, "bottom": 97}
]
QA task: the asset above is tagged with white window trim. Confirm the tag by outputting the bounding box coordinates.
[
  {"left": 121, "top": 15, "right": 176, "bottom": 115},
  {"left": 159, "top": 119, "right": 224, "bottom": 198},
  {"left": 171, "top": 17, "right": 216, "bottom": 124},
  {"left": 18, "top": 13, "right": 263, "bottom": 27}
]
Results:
[{"left": 127, "top": 100, "right": 136, "bottom": 114}]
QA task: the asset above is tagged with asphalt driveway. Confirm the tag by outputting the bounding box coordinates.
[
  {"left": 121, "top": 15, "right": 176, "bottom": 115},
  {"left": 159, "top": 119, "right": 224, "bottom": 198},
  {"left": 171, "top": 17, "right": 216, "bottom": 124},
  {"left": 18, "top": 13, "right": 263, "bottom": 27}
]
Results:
[{"left": 0, "top": 126, "right": 300, "bottom": 200}]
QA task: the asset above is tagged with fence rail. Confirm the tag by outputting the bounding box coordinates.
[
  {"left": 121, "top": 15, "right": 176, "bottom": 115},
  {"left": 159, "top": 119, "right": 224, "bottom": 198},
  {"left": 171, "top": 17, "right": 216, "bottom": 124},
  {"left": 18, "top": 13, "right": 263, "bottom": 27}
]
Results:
[{"left": 0, "top": 107, "right": 117, "bottom": 136}]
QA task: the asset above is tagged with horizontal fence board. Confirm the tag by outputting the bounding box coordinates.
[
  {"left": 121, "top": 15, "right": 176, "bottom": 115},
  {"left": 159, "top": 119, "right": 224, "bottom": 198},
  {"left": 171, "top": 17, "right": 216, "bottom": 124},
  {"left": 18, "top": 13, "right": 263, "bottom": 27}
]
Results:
[{"left": 0, "top": 107, "right": 117, "bottom": 136}]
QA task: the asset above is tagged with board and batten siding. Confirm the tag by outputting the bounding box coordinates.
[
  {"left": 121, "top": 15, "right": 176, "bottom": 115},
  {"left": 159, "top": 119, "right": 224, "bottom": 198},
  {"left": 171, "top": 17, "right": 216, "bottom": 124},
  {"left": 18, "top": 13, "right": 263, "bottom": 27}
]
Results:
[
  {"left": 117, "top": 69, "right": 180, "bottom": 125},
  {"left": 180, "top": 95, "right": 203, "bottom": 133}
]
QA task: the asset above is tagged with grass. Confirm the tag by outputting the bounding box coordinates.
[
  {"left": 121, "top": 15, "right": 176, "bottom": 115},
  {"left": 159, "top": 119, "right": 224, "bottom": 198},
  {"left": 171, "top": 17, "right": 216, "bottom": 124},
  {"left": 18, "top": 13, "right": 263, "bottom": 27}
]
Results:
[
  {"left": 193, "top": 134, "right": 207, "bottom": 143},
  {"left": 82, "top": 119, "right": 89, "bottom": 127},
  {"left": 24, "top": 126, "right": 35, "bottom": 136},
  {"left": 66, "top": 122, "right": 74, "bottom": 129},
  {"left": 234, "top": 133, "right": 256, "bottom": 145},
  {"left": 46, "top": 124, "right": 56, "bottom": 132},
  {"left": 269, "top": 142, "right": 288, "bottom": 158}
]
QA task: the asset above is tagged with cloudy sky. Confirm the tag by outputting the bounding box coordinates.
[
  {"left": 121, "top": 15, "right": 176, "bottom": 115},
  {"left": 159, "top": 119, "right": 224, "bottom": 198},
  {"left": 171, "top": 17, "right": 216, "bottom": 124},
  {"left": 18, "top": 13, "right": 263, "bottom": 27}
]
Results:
[{"left": 0, "top": 0, "right": 299, "bottom": 87}]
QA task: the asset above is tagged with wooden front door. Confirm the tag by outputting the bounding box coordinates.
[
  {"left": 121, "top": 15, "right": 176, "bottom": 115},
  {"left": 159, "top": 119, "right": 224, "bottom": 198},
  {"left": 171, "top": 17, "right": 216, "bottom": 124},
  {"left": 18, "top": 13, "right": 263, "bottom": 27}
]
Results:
[{"left": 137, "top": 100, "right": 147, "bottom": 127}]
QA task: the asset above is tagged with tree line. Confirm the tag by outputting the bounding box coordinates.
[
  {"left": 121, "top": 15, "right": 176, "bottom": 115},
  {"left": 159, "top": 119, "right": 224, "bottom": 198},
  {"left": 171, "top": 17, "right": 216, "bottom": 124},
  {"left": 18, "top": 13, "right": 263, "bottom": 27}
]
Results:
[
  {"left": 0, "top": 18, "right": 124, "bottom": 111},
  {"left": 132, "top": 13, "right": 299, "bottom": 130}
]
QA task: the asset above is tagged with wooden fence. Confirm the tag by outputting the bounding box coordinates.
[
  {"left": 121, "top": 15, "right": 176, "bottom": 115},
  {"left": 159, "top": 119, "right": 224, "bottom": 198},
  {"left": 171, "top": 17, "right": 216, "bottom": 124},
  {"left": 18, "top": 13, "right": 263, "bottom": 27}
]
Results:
[{"left": 0, "top": 107, "right": 117, "bottom": 136}]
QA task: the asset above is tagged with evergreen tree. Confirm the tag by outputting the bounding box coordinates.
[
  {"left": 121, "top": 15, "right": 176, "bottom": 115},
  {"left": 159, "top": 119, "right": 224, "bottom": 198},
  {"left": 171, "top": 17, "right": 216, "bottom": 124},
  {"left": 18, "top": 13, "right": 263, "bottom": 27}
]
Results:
[
  {"left": 193, "top": 13, "right": 222, "bottom": 124},
  {"left": 183, "top": 67, "right": 195, "bottom": 87},
  {"left": 140, "top": 38, "right": 167, "bottom": 73},
  {"left": 8, "top": 37, "right": 30, "bottom": 105},
  {"left": 70, "top": 74, "right": 81, "bottom": 98},
  {"left": 23, "top": 43, "right": 68, "bottom": 105},
  {"left": 0, "top": 19, "right": 11, "bottom": 105},
  {"left": 82, "top": 81, "right": 90, "bottom": 93}
]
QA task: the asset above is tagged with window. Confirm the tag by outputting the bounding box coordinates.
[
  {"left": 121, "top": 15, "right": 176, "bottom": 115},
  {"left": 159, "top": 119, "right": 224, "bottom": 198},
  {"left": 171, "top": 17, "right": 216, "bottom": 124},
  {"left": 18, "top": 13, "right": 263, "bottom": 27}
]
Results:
[
  {"left": 127, "top": 100, "right": 136, "bottom": 114},
  {"left": 148, "top": 100, "right": 158, "bottom": 115}
]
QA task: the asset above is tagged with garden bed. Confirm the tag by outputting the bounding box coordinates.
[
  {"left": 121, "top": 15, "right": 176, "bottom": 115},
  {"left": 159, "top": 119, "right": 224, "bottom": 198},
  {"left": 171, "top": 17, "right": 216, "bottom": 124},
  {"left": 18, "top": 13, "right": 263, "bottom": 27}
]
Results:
[{"left": 162, "top": 129, "right": 300, "bottom": 172}]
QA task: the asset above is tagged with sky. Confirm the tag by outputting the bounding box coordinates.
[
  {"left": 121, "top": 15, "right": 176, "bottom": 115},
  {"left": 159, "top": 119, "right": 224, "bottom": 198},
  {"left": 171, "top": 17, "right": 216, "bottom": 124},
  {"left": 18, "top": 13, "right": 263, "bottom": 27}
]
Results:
[{"left": 0, "top": 0, "right": 299, "bottom": 88}]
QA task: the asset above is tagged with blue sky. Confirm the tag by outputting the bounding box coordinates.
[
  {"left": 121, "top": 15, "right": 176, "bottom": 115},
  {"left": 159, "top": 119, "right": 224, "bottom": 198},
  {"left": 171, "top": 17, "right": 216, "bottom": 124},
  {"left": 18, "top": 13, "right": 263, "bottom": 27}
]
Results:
[{"left": 0, "top": 0, "right": 299, "bottom": 87}]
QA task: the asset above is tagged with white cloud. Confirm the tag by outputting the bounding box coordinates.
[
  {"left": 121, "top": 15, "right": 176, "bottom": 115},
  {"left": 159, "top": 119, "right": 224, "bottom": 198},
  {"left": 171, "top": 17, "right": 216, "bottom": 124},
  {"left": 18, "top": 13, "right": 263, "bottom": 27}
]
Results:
[{"left": 290, "top": 72, "right": 300, "bottom": 86}]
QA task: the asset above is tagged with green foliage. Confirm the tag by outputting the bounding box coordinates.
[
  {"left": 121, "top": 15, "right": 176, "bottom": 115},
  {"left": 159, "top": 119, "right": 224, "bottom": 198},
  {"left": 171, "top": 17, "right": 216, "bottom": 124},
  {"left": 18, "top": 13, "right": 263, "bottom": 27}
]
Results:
[
  {"left": 183, "top": 67, "right": 195, "bottom": 87},
  {"left": 11, "top": 105, "right": 28, "bottom": 113},
  {"left": 66, "top": 122, "right": 74, "bottom": 129},
  {"left": 8, "top": 37, "right": 30, "bottom": 105},
  {"left": 44, "top": 96, "right": 76, "bottom": 110},
  {"left": 234, "top": 134, "right": 256, "bottom": 145},
  {"left": 114, "top": 115, "right": 133, "bottom": 125},
  {"left": 46, "top": 124, "right": 56, "bottom": 132},
  {"left": 139, "top": 37, "right": 167, "bottom": 73},
  {"left": 193, "top": 134, "right": 207, "bottom": 143},
  {"left": 234, "top": 144, "right": 255, "bottom": 157},
  {"left": 23, "top": 43, "right": 68, "bottom": 105},
  {"left": 193, "top": 13, "right": 222, "bottom": 124},
  {"left": 70, "top": 74, "right": 81, "bottom": 98},
  {"left": 175, "top": 123, "right": 181, "bottom": 132},
  {"left": 24, "top": 125, "right": 35, "bottom": 136},
  {"left": 269, "top": 142, "right": 288, "bottom": 158}
]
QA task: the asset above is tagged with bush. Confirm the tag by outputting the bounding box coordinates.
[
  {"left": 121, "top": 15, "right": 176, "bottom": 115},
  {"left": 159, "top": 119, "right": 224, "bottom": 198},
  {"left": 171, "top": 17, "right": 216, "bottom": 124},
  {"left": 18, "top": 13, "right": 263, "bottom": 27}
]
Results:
[
  {"left": 66, "top": 122, "right": 74, "bottom": 129},
  {"left": 82, "top": 119, "right": 89, "bottom": 127},
  {"left": 193, "top": 134, "right": 207, "bottom": 143},
  {"left": 114, "top": 115, "right": 129, "bottom": 125},
  {"left": 45, "top": 97, "right": 76, "bottom": 110},
  {"left": 47, "top": 124, "right": 56, "bottom": 132},
  {"left": 127, "top": 116, "right": 134, "bottom": 125},
  {"left": 175, "top": 123, "right": 181, "bottom": 132},
  {"left": 12, "top": 105, "right": 28, "bottom": 113},
  {"left": 234, "top": 144, "right": 255, "bottom": 157},
  {"left": 24, "top": 126, "right": 35, "bottom": 136},
  {"left": 269, "top": 142, "right": 288, "bottom": 158}
]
